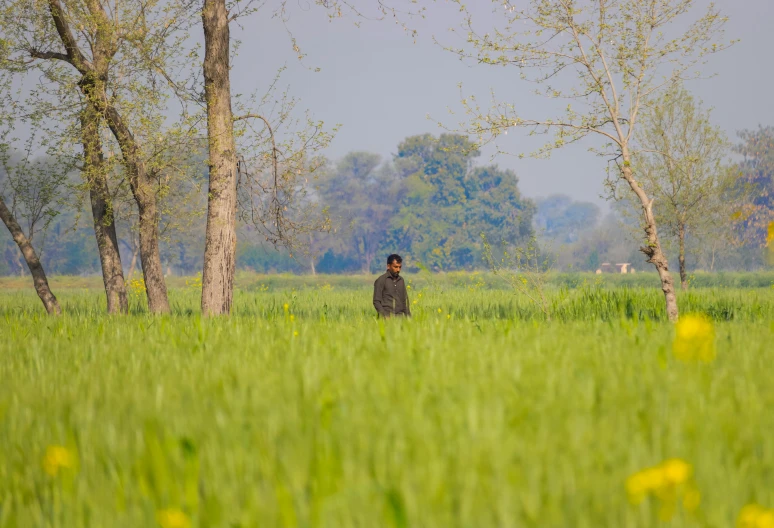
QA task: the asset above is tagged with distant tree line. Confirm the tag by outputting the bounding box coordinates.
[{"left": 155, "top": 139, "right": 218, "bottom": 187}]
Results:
[{"left": 3, "top": 123, "right": 772, "bottom": 279}]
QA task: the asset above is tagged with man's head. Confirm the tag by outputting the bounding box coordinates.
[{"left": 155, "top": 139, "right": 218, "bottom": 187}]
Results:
[{"left": 387, "top": 254, "right": 403, "bottom": 275}]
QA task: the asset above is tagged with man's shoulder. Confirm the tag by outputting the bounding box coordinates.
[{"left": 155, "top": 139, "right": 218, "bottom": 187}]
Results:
[{"left": 374, "top": 272, "right": 389, "bottom": 285}]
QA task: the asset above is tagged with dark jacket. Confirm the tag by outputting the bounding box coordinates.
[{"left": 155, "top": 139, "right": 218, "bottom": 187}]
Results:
[{"left": 373, "top": 272, "right": 411, "bottom": 317}]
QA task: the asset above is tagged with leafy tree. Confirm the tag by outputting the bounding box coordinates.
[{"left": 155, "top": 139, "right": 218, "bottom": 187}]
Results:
[
  {"left": 446, "top": 0, "right": 733, "bottom": 321},
  {"left": 390, "top": 133, "right": 534, "bottom": 270},
  {"left": 390, "top": 133, "right": 479, "bottom": 270},
  {"left": 633, "top": 86, "right": 737, "bottom": 289},
  {"left": 0, "top": 153, "right": 63, "bottom": 313},
  {"left": 0, "top": 0, "right": 201, "bottom": 313},
  {"left": 316, "top": 152, "right": 397, "bottom": 273}
]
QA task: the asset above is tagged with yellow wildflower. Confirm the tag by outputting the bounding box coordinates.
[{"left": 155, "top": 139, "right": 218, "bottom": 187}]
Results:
[
  {"left": 673, "top": 314, "right": 716, "bottom": 362},
  {"left": 626, "top": 458, "right": 697, "bottom": 517},
  {"left": 293, "top": 331, "right": 299, "bottom": 337},
  {"left": 289, "top": 314, "right": 295, "bottom": 322},
  {"left": 738, "top": 504, "right": 774, "bottom": 528},
  {"left": 42, "top": 445, "right": 74, "bottom": 476},
  {"left": 283, "top": 303, "right": 289, "bottom": 312},
  {"left": 437, "top": 308, "right": 442, "bottom": 313},
  {"left": 156, "top": 508, "right": 190, "bottom": 528},
  {"left": 661, "top": 458, "right": 691, "bottom": 484}
]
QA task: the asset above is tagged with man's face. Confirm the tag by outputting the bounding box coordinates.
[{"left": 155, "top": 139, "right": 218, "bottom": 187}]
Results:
[{"left": 387, "top": 260, "right": 402, "bottom": 275}]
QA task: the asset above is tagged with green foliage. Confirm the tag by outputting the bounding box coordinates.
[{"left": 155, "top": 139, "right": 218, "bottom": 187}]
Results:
[
  {"left": 310, "top": 135, "right": 536, "bottom": 274},
  {"left": 1, "top": 283, "right": 774, "bottom": 526},
  {"left": 390, "top": 133, "right": 535, "bottom": 271}
]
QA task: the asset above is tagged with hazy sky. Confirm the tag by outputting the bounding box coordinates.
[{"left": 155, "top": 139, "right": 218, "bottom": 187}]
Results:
[{"left": 229, "top": 0, "right": 774, "bottom": 208}]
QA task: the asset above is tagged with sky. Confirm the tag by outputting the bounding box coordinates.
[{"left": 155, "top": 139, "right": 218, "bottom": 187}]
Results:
[{"left": 227, "top": 0, "right": 772, "bottom": 209}]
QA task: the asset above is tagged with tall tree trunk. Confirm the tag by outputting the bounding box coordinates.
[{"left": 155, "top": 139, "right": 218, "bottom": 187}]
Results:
[
  {"left": 678, "top": 222, "right": 688, "bottom": 291},
  {"left": 201, "top": 0, "right": 238, "bottom": 316},
  {"left": 81, "top": 107, "right": 128, "bottom": 314},
  {"left": 622, "top": 164, "right": 679, "bottom": 322},
  {"left": 0, "top": 197, "right": 61, "bottom": 315}
]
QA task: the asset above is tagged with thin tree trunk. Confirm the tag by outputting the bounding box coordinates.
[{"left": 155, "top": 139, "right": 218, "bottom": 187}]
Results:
[
  {"left": 678, "top": 222, "right": 688, "bottom": 291},
  {"left": 0, "top": 197, "right": 61, "bottom": 315},
  {"left": 81, "top": 107, "right": 128, "bottom": 314},
  {"left": 622, "top": 164, "right": 679, "bottom": 321},
  {"left": 201, "top": 0, "right": 238, "bottom": 316}
]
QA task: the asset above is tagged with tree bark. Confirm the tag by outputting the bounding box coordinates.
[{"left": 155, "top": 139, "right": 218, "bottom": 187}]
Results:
[
  {"left": 201, "top": 0, "right": 238, "bottom": 316},
  {"left": 0, "top": 197, "right": 61, "bottom": 315},
  {"left": 81, "top": 107, "right": 128, "bottom": 314},
  {"left": 621, "top": 163, "right": 679, "bottom": 321},
  {"left": 678, "top": 222, "right": 688, "bottom": 291}
]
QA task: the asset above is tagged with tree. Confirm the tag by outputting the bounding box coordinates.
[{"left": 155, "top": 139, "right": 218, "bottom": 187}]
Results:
[
  {"left": 389, "top": 133, "right": 534, "bottom": 270},
  {"left": 446, "top": 0, "right": 732, "bottom": 321},
  {"left": 200, "top": 0, "right": 238, "bottom": 316},
  {"left": 633, "top": 86, "right": 735, "bottom": 290},
  {"left": 0, "top": 153, "right": 63, "bottom": 314},
  {"left": 0, "top": 0, "right": 196, "bottom": 313},
  {"left": 316, "top": 152, "right": 399, "bottom": 273},
  {"left": 391, "top": 133, "right": 479, "bottom": 270}
]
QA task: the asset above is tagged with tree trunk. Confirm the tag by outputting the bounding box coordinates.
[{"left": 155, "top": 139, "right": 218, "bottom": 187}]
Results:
[
  {"left": 81, "top": 107, "right": 128, "bottom": 314},
  {"left": 621, "top": 164, "right": 679, "bottom": 321},
  {"left": 201, "top": 0, "right": 238, "bottom": 316},
  {"left": 678, "top": 222, "right": 688, "bottom": 291},
  {"left": 0, "top": 197, "right": 61, "bottom": 315}
]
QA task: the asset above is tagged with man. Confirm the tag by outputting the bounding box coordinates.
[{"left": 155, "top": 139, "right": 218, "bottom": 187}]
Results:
[{"left": 373, "top": 254, "right": 411, "bottom": 318}]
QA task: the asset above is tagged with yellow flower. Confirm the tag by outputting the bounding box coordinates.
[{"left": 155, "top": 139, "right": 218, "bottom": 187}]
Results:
[
  {"left": 738, "top": 505, "right": 766, "bottom": 528},
  {"left": 447, "top": 314, "right": 451, "bottom": 320},
  {"left": 283, "top": 303, "right": 289, "bottom": 312},
  {"left": 673, "top": 314, "right": 716, "bottom": 362},
  {"left": 156, "top": 508, "right": 190, "bottom": 528},
  {"left": 437, "top": 308, "right": 442, "bottom": 313},
  {"left": 412, "top": 300, "right": 417, "bottom": 305},
  {"left": 293, "top": 331, "right": 299, "bottom": 337},
  {"left": 660, "top": 458, "right": 691, "bottom": 485},
  {"left": 42, "top": 445, "right": 74, "bottom": 476},
  {"left": 626, "top": 458, "right": 696, "bottom": 513},
  {"left": 289, "top": 314, "right": 295, "bottom": 322},
  {"left": 737, "top": 504, "right": 774, "bottom": 528}
]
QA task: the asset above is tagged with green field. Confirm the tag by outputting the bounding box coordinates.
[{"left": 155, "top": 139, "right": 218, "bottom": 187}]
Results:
[{"left": 2, "top": 274, "right": 774, "bottom": 527}]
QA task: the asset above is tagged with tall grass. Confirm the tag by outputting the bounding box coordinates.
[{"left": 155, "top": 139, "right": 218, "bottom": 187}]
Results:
[{"left": 1, "top": 281, "right": 773, "bottom": 527}]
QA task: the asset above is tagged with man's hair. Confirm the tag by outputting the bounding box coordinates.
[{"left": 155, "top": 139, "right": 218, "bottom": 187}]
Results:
[{"left": 387, "top": 254, "right": 402, "bottom": 265}]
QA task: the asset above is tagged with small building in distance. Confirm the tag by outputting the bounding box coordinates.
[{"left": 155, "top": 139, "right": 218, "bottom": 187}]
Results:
[{"left": 595, "top": 262, "right": 635, "bottom": 274}]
